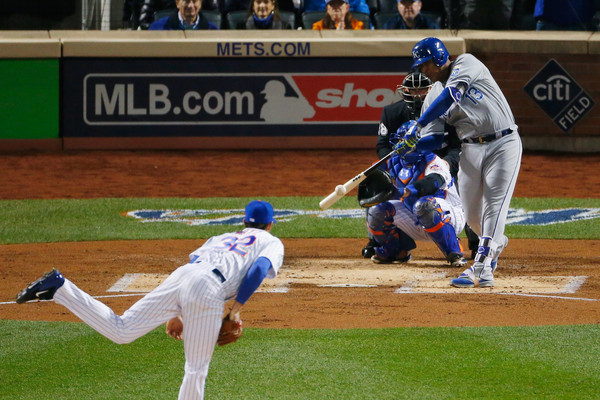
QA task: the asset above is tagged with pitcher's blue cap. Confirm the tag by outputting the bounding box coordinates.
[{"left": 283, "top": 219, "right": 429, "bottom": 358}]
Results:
[{"left": 245, "top": 200, "right": 277, "bottom": 224}]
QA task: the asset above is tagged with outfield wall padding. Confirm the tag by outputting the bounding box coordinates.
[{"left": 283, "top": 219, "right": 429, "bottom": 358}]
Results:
[{"left": 0, "top": 30, "right": 598, "bottom": 152}]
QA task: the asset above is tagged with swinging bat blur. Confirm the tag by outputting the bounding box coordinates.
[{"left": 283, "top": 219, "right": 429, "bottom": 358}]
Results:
[{"left": 319, "top": 149, "right": 397, "bottom": 210}]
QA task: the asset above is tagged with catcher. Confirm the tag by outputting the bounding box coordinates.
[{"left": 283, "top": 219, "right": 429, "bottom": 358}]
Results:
[
  {"left": 358, "top": 124, "right": 467, "bottom": 267},
  {"left": 16, "top": 200, "right": 284, "bottom": 400}
]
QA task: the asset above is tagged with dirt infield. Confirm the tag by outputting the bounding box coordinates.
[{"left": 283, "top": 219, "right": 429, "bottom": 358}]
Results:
[{"left": 1, "top": 150, "right": 599, "bottom": 328}]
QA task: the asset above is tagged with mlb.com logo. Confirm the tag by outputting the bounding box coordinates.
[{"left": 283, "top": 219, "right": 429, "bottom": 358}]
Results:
[
  {"left": 524, "top": 59, "right": 595, "bottom": 132},
  {"left": 84, "top": 73, "right": 404, "bottom": 125}
]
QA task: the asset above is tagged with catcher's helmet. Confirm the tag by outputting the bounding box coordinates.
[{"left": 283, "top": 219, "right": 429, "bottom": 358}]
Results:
[
  {"left": 357, "top": 169, "right": 395, "bottom": 208},
  {"left": 411, "top": 37, "right": 449, "bottom": 68},
  {"left": 389, "top": 121, "right": 414, "bottom": 148},
  {"left": 397, "top": 72, "right": 432, "bottom": 115}
]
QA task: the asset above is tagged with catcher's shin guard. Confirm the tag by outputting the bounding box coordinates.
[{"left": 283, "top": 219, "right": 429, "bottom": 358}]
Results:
[
  {"left": 414, "top": 196, "right": 463, "bottom": 257},
  {"left": 367, "top": 202, "right": 415, "bottom": 259}
]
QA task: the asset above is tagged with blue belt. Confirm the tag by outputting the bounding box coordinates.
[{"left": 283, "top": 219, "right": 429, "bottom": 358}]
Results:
[
  {"left": 212, "top": 268, "right": 226, "bottom": 283},
  {"left": 463, "top": 128, "right": 512, "bottom": 144}
]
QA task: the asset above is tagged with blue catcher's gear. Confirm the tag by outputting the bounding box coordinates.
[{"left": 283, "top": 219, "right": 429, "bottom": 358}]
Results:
[
  {"left": 366, "top": 202, "right": 416, "bottom": 262},
  {"left": 389, "top": 121, "right": 414, "bottom": 148},
  {"left": 413, "top": 196, "right": 464, "bottom": 262},
  {"left": 411, "top": 37, "right": 449, "bottom": 69}
]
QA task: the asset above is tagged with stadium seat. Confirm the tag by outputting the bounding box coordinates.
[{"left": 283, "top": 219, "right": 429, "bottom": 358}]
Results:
[
  {"left": 203, "top": 10, "right": 223, "bottom": 28},
  {"left": 373, "top": 11, "right": 395, "bottom": 28},
  {"left": 301, "top": 10, "right": 325, "bottom": 29}
]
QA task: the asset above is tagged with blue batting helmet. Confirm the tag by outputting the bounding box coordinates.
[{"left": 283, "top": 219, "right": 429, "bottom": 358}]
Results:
[{"left": 411, "top": 37, "right": 449, "bottom": 69}]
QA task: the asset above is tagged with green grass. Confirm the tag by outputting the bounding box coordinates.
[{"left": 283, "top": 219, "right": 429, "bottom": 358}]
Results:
[
  {"left": 0, "top": 196, "right": 598, "bottom": 244},
  {"left": 1, "top": 320, "right": 599, "bottom": 399}
]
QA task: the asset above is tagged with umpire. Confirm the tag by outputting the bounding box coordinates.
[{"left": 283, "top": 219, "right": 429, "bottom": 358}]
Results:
[{"left": 363, "top": 71, "right": 479, "bottom": 258}]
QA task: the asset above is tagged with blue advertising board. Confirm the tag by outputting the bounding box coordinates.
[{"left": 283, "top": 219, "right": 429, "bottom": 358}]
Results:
[{"left": 62, "top": 57, "right": 412, "bottom": 137}]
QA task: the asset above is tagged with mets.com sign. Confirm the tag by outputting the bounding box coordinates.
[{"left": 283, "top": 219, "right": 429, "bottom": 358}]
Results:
[{"left": 126, "top": 207, "right": 600, "bottom": 226}]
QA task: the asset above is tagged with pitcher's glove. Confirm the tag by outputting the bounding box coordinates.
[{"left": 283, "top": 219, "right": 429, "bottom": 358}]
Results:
[{"left": 217, "top": 315, "right": 243, "bottom": 346}]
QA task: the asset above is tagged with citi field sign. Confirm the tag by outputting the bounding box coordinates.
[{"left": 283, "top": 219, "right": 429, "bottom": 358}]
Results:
[{"left": 83, "top": 73, "right": 404, "bottom": 126}]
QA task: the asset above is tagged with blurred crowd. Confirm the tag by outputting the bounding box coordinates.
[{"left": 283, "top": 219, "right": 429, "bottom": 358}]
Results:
[
  {"left": 122, "top": 0, "right": 600, "bottom": 31},
  {"left": 0, "top": 0, "right": 597, "bottom": 31}
]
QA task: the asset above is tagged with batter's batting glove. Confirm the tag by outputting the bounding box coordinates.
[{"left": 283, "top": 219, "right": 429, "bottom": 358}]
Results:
[
  {"left": 393, "top": 120, "right": 421, "bottom": 154},
  {"left": 403, "top": 121, "right": 421, "bottom": 147}
]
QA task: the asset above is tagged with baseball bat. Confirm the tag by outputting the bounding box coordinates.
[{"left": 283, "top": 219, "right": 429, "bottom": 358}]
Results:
[{"left": 319, "top": 149, "right": 398, "bottom": 210}]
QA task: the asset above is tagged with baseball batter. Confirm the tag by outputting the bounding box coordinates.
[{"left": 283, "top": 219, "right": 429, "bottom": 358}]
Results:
[
  {"left": 364, "top": 71, "right": 478, "bottom": 259},
  {"left": 15, "top": 200, "right": 284, "bottom": 400},
  {"left": 403, "top": 37, "right": 522, "bottom": 288}
]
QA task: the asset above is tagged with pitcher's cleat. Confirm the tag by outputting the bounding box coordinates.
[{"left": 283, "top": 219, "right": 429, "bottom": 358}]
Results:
[{"left": 15, "top": 269, "right": 65, "bottom": 304}]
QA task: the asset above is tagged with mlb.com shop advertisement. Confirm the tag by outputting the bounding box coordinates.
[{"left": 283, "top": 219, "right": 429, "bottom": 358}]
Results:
[{"left": 62, "top": 58, "right": 412, "bottom": 137}]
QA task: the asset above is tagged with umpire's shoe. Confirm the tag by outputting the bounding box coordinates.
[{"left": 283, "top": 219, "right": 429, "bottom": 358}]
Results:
[{"left": 16, "top": 269, "right": 65, "bottom": 304}]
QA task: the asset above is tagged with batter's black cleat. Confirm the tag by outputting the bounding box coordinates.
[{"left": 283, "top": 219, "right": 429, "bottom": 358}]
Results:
[
  {"left": 16, "top": 269, "right": 65, "bottom": 304},
  {"left": 447, "top": 253, "right": 468, "bottom": 268},
  {"left": 361, "top": 239, "right": 378, "bottom": 258}
]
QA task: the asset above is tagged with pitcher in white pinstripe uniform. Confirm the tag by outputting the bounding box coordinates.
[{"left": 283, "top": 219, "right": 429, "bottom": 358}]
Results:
[{"left": 16, "top": 200, "right": 285, "bottom": 400}]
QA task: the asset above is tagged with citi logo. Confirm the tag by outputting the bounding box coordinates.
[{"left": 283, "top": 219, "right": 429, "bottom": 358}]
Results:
[{"left": 532, "top": 74, "right": 571, "bottom": 101}]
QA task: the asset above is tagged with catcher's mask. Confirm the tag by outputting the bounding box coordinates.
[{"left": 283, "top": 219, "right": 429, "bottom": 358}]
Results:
[
  {"left": 357, "top": 169, "right": 395, "bottom": 208},
  {"left": 396, "top": 72, "right": 432, "bottom": 117},
  {"left": 389, "top": 121, "right": 414, "bottom": 148}
]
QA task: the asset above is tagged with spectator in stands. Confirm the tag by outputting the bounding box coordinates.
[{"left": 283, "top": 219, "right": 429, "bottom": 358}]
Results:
[
  {"left": 383, "top": 0, "right": 440, "bottom": 29},
  {"left": 224, "top": 0, "right": 298, "bottom": 15},
  {"left": 149, "top": 0, "right": 219, "bottom": 29},
  {"left": 442, "top": 0, "right": 514, "bottom": 29},
  {"left": 304, "top": 0, "right": 369, "bottom": 14},
  {"left": 312, "top": 0, "right": 366, "bottom": 28},
  {"left": 139, "top": 0, "right": 218, "bottom": 29},
  {"left": 534, "top": 0, "right": 597, "bottom": 30},
  {"left": 235, "top": 0, "right": 292, "bottom": 28}
]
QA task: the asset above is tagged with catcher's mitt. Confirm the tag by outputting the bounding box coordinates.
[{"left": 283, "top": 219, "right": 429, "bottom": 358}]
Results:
[
  {"left": 217, "top": 315, "right": 243, "bottom": 346},
  {"left": 357, "top": 169, "right": 395, "bottom": 208}
]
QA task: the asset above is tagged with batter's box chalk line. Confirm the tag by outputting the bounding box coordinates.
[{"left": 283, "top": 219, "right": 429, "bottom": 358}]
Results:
[{"left": 107, "top": 273, "right": 290, "bottom": 294}]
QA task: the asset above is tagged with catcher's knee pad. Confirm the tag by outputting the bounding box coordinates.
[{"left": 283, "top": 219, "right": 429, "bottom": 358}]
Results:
[
  {"left": 415, "top": 197, "right": 462, "bottom": 257},
  {"left": 413, "top": 196, "right": 445, "bottom": 229},
  {"left": 366, "top": 202, "right": 396, "bottom": 234}
]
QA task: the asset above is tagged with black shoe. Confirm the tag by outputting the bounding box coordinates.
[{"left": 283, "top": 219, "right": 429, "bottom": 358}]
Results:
[
  {"left": 370, "top": 252, "right": 412, "bottom": 264},
  {"left": 16, "top": 269, "right": 65, "bottom": 304},
  {"left": 447, "top": 253, "right": 467, "bottom": 268},
  {"left": 361, "top": 239, "right": 377, "bottom": 259}
]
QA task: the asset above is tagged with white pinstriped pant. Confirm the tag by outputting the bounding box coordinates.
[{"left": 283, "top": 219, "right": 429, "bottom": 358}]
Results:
[
  {"left": 387, "top": 198, "right": 465, "bottom": 241},
  {"left": 54, "top": 263, "right": 226, "bottom": 400}
]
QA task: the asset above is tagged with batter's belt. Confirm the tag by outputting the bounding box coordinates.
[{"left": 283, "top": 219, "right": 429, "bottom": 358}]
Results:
[{"left": 462, "top": 128, "right": 513, "bottom": 144}]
